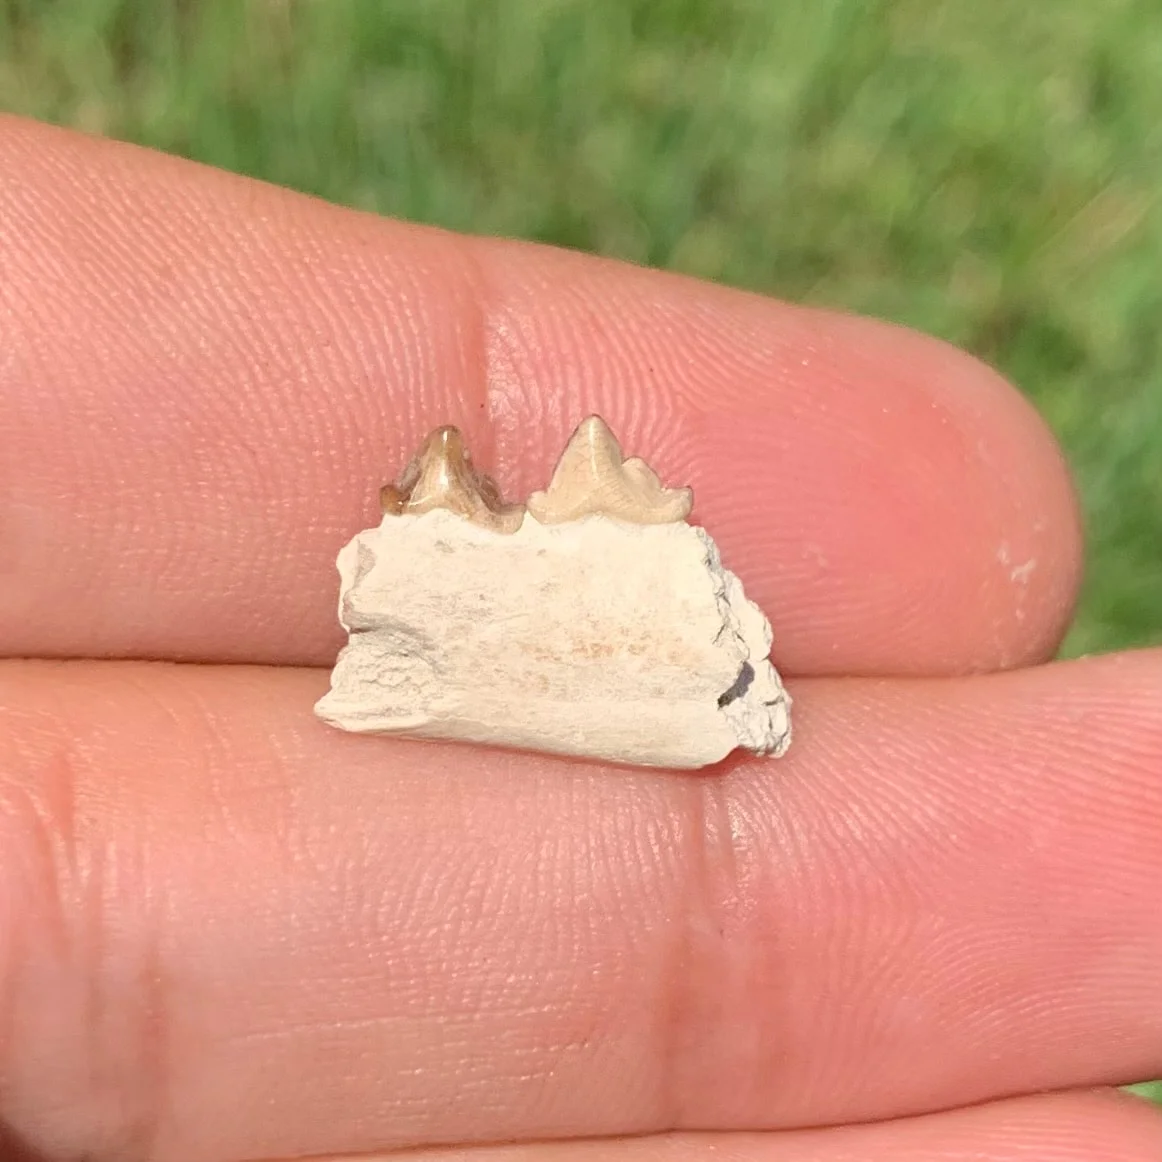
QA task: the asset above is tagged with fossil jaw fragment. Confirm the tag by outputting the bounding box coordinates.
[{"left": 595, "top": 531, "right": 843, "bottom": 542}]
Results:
[{"left": 316, "top": 416, "right": 792, "bottom": 769}]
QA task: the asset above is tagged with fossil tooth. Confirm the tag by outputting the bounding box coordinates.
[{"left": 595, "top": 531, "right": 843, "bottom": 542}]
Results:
[
  {"left": 316, "top": 417, "right": 791, "bottom": 770},
  {"left": 379, "top": 425, "right": 524, "bottom": 534},
  {"left": 526, "top": 415, "right": 693, "bottom": 524}
]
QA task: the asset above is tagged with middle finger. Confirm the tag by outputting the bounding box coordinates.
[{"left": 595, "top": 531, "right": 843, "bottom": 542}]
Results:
[{"left": 0, "top": 652, "right": 1159, "bottom": 1160}]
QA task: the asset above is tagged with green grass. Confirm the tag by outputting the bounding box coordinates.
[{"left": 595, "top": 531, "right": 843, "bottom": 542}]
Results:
[
  {"left": 0, "top": 0, "right": 1159, "bottom": 1108},
  {"left": 0, "top": 0, "right": 1158, "bottom": 653}
]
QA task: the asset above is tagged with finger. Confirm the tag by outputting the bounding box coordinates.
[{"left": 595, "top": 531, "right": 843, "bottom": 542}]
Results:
[
  {"left": 1, "top": 654, "right": 1160, "bottom": 1160},
  {"left": 391, "top": 1092, "right": 1162, "bottom": 1162},
  {"left": 0, "top": 114, "right": 1079, "bottom": 675}
]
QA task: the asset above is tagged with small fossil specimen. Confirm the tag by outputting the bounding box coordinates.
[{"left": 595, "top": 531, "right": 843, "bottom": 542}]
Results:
[
  {"left": 379, "top": 426, "right": 525, "bottom": 534},
  {"left": 315, "top": 416, "right": 792, "bottom": 769},
  {"left": 526, "top": 415, "right": 693, "bottom": 524}
]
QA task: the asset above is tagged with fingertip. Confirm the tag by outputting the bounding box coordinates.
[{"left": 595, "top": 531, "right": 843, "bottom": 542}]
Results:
[
  {"left": 472, "top": 234, "right": 1083, "bottom": 673},
  {"left": 804, "top": 310, "right": 1085, "bottom": 671}
]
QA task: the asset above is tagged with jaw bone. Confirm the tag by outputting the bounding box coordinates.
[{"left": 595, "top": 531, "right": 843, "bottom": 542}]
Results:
[{"left": 316, "top": 416, "right": 791, "bottom": 770}]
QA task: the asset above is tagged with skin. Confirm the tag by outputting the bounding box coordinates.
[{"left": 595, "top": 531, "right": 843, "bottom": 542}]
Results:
[{"left": 0, "top": 114, "right": 1160, "bottom": 1162}]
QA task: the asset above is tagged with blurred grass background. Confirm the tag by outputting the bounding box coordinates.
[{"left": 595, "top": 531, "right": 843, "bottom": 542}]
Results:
[
  {"left": 0, "top": 0, "right": 1159, "bottom": 1111},
  {"left": 0, "top": 0, "right": 1159, "bottom": 657}
]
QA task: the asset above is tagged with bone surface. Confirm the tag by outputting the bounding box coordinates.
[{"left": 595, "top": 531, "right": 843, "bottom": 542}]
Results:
[{"left": 316, "top": 417, "right": 791, "bottom": 769}]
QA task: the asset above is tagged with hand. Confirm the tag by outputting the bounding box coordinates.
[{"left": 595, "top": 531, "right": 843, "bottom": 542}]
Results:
[{"left": 1, "top": 114, "right": 1159, "bottom": 1162}]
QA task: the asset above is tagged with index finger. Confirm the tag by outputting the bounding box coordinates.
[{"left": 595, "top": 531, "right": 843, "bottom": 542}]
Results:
[{"left": 0, "top": 115, "right": 1080, "bottom": 675}]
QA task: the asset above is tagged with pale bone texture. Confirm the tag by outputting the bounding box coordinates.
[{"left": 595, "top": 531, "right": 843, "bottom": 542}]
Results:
[{"left": 315, "top": 416, "right": 792, "bottom": 769}]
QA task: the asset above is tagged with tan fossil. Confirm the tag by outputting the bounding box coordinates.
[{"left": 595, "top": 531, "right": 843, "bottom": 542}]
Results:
[
  {"left": 379, "top": 426, "right": 525, "bottom": 534},
  {"left": 321, "top": 414, "right": 791, "bottom": 768},
  {"left": 526, "top": 415, "right": 693, "bottom": 525}
]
